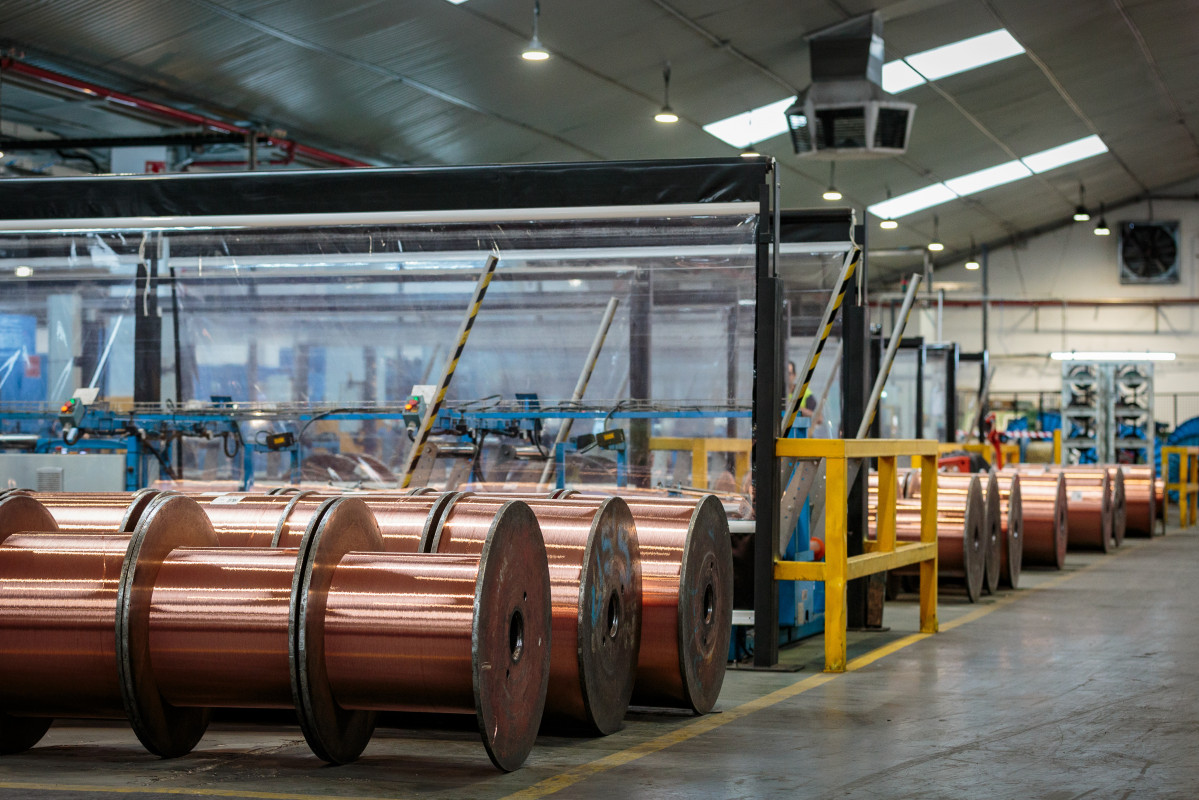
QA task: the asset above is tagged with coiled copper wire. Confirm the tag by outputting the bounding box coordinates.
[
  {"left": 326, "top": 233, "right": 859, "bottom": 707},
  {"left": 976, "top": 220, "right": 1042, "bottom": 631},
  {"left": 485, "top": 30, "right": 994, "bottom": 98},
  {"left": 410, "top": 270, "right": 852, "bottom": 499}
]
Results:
[
  {"left": 149, "top": 548, "right": 297, "bottom": 709},
  {"left": 1011, "top": 472, "right": 1068, "bottom": 569},
  {"left": 433, "top": 495, "right": 641, "bottom": 734},
  {"left": 194, "top": 492, "right": 447, "bottom": 553},
  {"left": 1046, "top": 467, "right": 1114, "bottom": 552},
  {"left": 192, "top": 492, "right": 312, "bottom": 547},
  {"left": 996, "top": 474, "right": 1023, "bottom": 589},
  {"left": 889, "top": 474, "right": 986, "bottom": 602},
  {"left": 1121, "top": 466, "right": 1157, "bottom": 537},
  {"left": 29, "top": 490, "right": 161, "bottom": 533}
]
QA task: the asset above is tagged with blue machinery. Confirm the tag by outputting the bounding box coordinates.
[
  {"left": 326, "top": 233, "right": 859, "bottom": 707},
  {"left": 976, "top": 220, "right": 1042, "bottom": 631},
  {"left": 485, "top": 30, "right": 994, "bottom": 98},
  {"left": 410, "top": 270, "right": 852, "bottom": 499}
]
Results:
[{"left": 0, "top": 398, "right": 752, "bottom": 492}]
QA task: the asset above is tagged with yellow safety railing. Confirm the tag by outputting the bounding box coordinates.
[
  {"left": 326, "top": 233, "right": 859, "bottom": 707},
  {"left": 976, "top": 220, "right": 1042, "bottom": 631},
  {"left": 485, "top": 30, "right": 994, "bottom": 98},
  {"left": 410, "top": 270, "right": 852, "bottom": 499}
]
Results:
[
  {"left": 1160, "top": 445, "right": 1199, "bottom": 527},
  {"left": 774, "top": 438, "right": 939, "bottom": 672},
  {"left": 649, "top": 437, "right": 751, "bottom": 490}
]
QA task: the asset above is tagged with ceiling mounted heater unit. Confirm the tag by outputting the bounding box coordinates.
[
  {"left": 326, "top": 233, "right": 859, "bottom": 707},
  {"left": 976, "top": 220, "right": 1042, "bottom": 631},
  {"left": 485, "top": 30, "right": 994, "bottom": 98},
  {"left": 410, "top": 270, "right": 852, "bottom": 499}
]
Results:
[
  {"left": 785, "top": 13, "right": 916, "bottom": 158},
  {"left": 1119, "top": 221, "right": 1179, "bottom": 284}
]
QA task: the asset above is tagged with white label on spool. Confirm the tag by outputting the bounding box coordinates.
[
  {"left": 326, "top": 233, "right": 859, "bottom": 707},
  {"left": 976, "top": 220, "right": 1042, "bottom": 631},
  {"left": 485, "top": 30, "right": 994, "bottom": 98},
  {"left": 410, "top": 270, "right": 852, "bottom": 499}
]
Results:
[
  {"left": 1070, "top": 491, "right": 1084, "bottom": 502},
  {"left": 209, "top": 494, "right": 244, "bottom": 505}
]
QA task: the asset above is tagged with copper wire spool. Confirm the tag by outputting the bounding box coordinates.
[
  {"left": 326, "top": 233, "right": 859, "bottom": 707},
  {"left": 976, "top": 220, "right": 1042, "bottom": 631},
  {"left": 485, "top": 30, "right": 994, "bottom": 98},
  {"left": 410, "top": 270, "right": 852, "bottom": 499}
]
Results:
[
  {"left": 996, "top": 474, "right": 1023, "bottom": 589},
  {"left": 621, "top": 495, "right": 731, "bottom": 714},
  {"left": 0, "top": 493, "right": 217, "bottom": 757},
  {"left": 1121, "top": 466, "right": 1157, "bottom": 537},
  {"left": 1047, "top": 467, "right": 1115, "bottom": 552},
  {"left": 888, "top": 474, "right": 986, "bottom": 602},
  {"left": 433, "top": 495, "right": 641, "bottom": 734},
  {"left": 30, "top": 490, "right": 162, "bottom": 533},
  {"left": 324, "top": 501, "right": 552, "bottom": 772},
  {"left": 1017, "top": 473, "right": 1069, "bottom": 569}
]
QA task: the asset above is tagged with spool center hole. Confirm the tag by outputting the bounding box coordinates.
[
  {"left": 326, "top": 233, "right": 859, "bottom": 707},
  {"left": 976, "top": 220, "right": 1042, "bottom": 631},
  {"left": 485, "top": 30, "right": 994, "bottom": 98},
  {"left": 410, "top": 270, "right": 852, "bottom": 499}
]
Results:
[
  {"left": 606, "top": 590, "right": 620, "bottom": 639},
  {"left": 509, "top": 609, "right": 524, "bottom": 663},
  {"left": 703, "top": 583, "right": 715, "bottom": 626}
]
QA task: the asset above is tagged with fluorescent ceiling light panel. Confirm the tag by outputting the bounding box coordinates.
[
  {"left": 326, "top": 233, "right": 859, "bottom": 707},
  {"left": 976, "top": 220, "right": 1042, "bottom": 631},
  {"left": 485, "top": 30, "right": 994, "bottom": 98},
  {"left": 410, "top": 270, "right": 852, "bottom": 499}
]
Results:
[
  {"left": 881, "top": 61, "right": 925, "bottom": 94},
  {"left": 443, "top": 0, "right": 469, "bottom": 4},
  {"left": 868, "top": 135, "right": 1108, "bottom": 219},
  {"left": 868, "top": 184, "right": 957, "bottom": 219},
  {"left": 902, "top": 30, "right": 1024, "bottom": 84},
  {"left": 1021, "top": 134, "right": 1108, "bottom": 173},
  {"left": 1050, "top": 351, "right": 1175, "bottom": 361},
  {"left": 944, "top": 160, "right": 1032, "bottom": 196},
  {"left": 702, "top": 97, "right": 793, "bottom": 148}
]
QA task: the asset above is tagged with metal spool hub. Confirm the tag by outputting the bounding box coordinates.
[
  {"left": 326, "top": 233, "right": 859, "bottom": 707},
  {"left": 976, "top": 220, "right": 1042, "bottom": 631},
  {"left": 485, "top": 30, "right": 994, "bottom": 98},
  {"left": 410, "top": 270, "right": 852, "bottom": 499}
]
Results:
[{"left": 983, "top": 472, "right": 1001, "bottom": 595}]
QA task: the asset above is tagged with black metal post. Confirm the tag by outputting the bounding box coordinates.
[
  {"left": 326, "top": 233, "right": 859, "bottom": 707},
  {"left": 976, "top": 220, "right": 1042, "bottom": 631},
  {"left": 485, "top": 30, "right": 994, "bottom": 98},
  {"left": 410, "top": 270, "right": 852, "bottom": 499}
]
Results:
[
  {"left": 752, "top": 184, "right": 780, "bottom": 667},
  {"left": 134, "top": 239, "right": 161, "bottom": 405},
  {"left": 629, "top": 270, "right": 652, "bottom": 488},
  {"left": 841, "top": 223, "right": 869, "bottom": 630}
]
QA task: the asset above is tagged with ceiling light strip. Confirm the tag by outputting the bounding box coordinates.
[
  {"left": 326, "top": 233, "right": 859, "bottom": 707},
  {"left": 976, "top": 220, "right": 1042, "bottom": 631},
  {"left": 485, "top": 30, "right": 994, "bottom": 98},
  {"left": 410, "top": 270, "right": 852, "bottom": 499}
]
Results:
[{"left": 868, "top": 135, "right": 1108, "bottom": 219}]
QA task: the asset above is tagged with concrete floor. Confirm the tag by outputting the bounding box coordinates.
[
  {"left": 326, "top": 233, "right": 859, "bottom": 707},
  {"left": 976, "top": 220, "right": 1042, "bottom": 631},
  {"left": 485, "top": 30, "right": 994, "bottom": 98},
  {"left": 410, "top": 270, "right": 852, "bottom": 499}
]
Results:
[{"left": 0, "top": 528, "right": 1195, "bottom": 799}]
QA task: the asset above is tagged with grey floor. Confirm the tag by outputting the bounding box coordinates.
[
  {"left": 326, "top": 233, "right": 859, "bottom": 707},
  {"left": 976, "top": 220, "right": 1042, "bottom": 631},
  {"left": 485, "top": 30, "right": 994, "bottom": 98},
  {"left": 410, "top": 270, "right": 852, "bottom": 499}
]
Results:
[{"left": 0, "top": 528, "right": 1195, "bottom": 799}]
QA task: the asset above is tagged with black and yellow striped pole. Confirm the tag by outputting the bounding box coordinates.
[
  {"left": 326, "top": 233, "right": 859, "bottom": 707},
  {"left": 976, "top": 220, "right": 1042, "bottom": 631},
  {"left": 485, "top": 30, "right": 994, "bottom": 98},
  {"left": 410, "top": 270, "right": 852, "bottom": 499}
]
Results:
[
  {"left": 782, "top": 246, "right": 861, "bottom": 435},
  {"left": 401, "top": 252, "right": 499, "bottom": 489}
]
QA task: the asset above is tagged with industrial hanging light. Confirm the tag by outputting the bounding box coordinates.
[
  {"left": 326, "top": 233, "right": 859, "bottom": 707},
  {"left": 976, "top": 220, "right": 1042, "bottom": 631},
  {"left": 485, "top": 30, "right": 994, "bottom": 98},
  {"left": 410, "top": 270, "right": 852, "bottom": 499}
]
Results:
[
  {"left": 654, "top": 62, "right": 678, "bottom": 123},
  {"left": 927, "top": 215, "right": 944, "bottom": 251},
  {"left": 822, "top": 162, "right": 842, "bottom": 201},
  {"left": 964, "top": 238, "right": 980, "bottom": 270},
  {"left": 521, "top": 1, "right": 549, "bottom": 61},
  {"left": 1073, "top": 183, "right": 1090, "bottom": 221},
  {"left": 1094, "top": 202, "right": 1110, "bottom": 236}
]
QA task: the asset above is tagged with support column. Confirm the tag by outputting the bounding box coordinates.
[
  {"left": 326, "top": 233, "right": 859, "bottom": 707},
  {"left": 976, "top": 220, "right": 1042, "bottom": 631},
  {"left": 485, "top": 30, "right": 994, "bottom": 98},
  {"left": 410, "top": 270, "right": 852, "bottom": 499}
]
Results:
[
  {"left": 841, "top": 223, "right": 870, "bottom": 630},
  {"left": 629, "top": 271, "right": 652, "bottom": 488}
]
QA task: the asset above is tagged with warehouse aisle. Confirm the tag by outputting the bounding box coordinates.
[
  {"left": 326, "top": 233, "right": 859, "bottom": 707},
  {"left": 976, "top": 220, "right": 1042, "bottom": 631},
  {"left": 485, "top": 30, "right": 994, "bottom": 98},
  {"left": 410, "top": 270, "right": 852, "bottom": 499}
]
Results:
[{"left": 0, "top": 531, "right": 1194, "bottom": 800}]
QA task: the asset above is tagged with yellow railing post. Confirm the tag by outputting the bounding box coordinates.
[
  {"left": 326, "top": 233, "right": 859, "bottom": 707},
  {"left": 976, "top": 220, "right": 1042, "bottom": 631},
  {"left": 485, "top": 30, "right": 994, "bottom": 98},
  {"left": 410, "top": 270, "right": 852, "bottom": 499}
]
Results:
[
  {"left": 823, "top": 455, "right": 848, "bottom": 672},
  {"left": 918, "top": 452, "right": 939, "bottom": 634},
  {"left": 691, "top": 440, "right": 709, "bottom": 490},
  {"left": 1053, "top": 429, "right": 1061, "bottom": 464},
  {"left": 876, "top": 454, "right": 897, "bottom": 554}
]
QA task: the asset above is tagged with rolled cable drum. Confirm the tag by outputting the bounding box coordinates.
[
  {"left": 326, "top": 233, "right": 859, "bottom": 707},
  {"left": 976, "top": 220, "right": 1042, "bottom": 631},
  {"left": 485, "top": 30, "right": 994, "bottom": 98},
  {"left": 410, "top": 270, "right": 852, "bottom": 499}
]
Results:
[
  {"left": 485, "top": 490, "right": 732, "bottom": 714},
  {"left": 887, "top": 474, "right": 986, "bottom": 602},
  {"left": 1047, "top": 467, "right": 1114, "bottom": 552},
  {"left": 433, "top": 495, "right": 641, "bottom": 734},
  {"left": 323, "top": 498, "right": 552, "bottom": 772},
  {"left": 1121, "top": 466, "right": 1156, "bottom": 537},
  {"left": 157, "top": 496, "right": 552, "bottom": 769},
  {"left": 0, "top": 493, "right": 217, "bottom": 757},
  {"left": 981, "top": 472, "right": 1002, "bottom": 594},
  {"left": 1013, "top": 472, "right": 1069, "bottom": 569}
]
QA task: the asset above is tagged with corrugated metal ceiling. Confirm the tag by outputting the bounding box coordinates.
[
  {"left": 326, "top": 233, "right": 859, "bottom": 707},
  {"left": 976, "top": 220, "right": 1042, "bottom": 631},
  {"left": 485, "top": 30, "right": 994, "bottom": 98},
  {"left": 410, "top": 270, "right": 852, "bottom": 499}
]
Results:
[{"left": 0, "top": 0, "right": 1195, "bottom": 280}]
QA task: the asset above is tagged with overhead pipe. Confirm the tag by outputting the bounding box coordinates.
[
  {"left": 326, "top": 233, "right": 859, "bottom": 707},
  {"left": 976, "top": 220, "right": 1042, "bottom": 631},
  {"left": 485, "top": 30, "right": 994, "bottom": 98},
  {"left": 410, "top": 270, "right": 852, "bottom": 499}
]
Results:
[{"left": 0, "top": 58, "right": 370, "bottom": 169}]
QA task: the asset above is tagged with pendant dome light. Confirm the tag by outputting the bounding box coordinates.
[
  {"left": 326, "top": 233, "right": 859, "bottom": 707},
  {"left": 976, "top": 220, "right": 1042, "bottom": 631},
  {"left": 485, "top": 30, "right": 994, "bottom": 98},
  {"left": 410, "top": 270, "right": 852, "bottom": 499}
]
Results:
[
  {"left": 654, "top": 62, "right": 678, "bottom": 123},
  {"left": 521, "top": 1, "right": 549, "bottom": 61}
]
